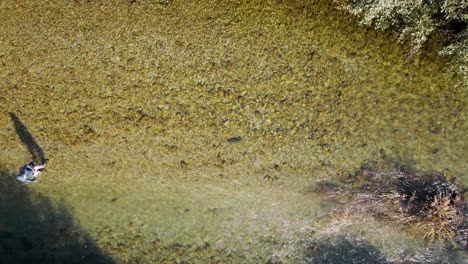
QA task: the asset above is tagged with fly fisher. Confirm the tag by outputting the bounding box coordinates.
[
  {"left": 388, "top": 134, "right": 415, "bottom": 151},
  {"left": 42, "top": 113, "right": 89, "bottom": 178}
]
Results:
[{"left": 16, "top": 162, "right": 45, "bottom": 183}]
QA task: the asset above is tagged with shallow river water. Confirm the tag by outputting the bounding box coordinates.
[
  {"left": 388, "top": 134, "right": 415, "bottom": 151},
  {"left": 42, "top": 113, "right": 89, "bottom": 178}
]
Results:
[{"left": 1, "top": 0, "right": 467, "bottom": 263}]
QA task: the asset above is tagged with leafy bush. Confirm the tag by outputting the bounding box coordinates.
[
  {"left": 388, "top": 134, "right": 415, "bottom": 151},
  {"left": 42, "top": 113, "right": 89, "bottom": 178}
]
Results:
[{"left": 339, "top": 0, "right": 467, "bottom": 88}]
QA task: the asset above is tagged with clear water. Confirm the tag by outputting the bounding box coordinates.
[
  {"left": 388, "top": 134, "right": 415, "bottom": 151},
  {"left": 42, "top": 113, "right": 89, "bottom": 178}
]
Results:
[{"left": 0, "top": 0, "right": 466, "bottom": 263}]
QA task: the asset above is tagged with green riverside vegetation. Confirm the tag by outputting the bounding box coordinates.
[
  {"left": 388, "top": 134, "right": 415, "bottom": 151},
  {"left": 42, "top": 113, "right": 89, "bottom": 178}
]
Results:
[{"left": 338, "top": 0, "right": 467, "bottom": 89}]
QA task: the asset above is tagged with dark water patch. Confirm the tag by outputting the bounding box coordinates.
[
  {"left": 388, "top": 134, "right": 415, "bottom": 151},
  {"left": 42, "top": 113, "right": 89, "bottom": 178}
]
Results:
[
  {"left": 305, "top": 234, "right": 468, "bottom": 264},
  {"left": 0, "top": 168, "right": 113, "bottom": 264},
  {"left": 305, "top": 235, "right": 388, "bottom": 264}
]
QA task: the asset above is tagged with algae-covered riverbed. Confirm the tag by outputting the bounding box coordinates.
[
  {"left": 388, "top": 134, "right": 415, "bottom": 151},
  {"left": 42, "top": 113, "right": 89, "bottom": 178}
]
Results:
[{"left": 1, "top": 0, "right": 467, "bottom": 263}]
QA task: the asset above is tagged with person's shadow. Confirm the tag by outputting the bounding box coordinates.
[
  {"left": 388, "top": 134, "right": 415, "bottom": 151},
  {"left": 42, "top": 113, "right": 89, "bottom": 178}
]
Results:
[
  {"left": 3, "top": 113, "right": 114, "bottom": 263},
  {"left": 9, "top": 113, "right": 47, "bottom": 164}
]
